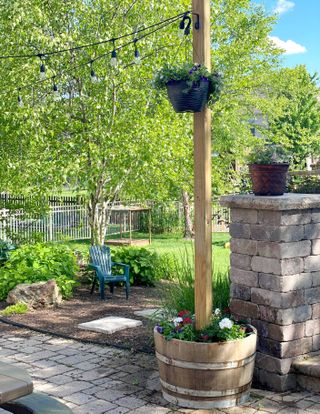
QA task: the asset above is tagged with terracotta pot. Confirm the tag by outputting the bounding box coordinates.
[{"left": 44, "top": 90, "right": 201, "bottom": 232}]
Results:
[
  {"left": 166, "top": 79, "right": 209, "bottom": 113},
  {"left": 154, "top": 325, "right": 257, "bottom": 409},
  {"left": 249, "top": 163, "right": 289, "bottom": 196}
]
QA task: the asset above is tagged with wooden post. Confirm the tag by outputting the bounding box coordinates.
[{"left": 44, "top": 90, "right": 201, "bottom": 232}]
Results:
[{"left": 193, "top": 0, "right": 212, "bottom": 330}]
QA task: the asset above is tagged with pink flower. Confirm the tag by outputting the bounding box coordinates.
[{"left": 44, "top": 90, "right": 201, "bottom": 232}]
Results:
[
  {"left": 183, "top": 317, "right": 192, "bottom": 325},
  {"left": 178, "top": 310, "right": 190, "bottom": 317}
]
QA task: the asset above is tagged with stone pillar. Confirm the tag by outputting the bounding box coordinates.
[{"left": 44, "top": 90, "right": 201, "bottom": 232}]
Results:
[{"left": 220, "top": 194, "right": 320, "bottom": 392}]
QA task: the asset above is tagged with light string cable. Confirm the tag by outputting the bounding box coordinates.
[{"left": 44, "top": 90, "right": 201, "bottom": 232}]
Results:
[
  {"left": 0, "top": 11, "right": 190, "bottom": 60},
  {"left": 1, "top": 12, "right": 190, "bottom": 98}
]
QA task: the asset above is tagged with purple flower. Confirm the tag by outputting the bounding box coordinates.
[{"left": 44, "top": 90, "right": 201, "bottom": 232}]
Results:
[{"left": 156, "top": 325, "right": 164, "bottom": 334}]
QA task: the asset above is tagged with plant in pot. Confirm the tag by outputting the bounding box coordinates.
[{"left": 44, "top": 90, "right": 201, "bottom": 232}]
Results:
[
  {"left": 154, "top": 309, "right": 257, "bottom": 409},
  {"left": 153, "top": 63, "right": 222, "bottom": 113},
  {"left": 248, "top": 143, "right": 291, "bottom": 196},
  {"left": 153, "top": 252, "right": 257, "bottom": 409}
]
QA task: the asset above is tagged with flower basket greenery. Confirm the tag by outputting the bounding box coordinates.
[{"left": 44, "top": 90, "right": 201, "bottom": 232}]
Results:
[
  {"left": 248, "top": 143, "right": 291, "bottom": 196},
  {"left": 155, "top": 308, "right": 248, "bottom": 342},
  {"left": 153, "top": 63, "right": 222, "bottom": 113}
]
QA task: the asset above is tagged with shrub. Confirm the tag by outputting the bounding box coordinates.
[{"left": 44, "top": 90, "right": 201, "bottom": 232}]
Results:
[
  {"left": 1, "top": 303, "right": 28, "bottom": 316},
  {"left": 155, "top": 252, "right": 176, "bottom": 280},
  {"left": 111, "top": 247, "right": 159, "bottom": 286},
  {"left": 0, "top": 243, "right": 79, "bottom": 301}
]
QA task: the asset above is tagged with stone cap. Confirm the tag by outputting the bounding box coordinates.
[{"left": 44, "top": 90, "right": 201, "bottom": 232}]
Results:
[{"left": 220, "top": 193, "right": 320, "bottom": 211}]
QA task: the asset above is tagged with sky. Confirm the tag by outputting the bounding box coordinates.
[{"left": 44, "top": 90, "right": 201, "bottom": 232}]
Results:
[{"left": 253, "top": 0, "right": 320, "bottom": 75}]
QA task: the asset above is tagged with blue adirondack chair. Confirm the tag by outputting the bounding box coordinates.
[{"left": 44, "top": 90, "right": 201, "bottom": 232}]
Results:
[{"left": 89, "top": 245, "right": 130, "bottom": 300}]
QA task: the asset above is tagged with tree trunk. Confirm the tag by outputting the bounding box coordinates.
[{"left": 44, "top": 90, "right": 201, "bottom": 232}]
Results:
[{"left": 182, "top": 190, "right": 194, "bottom": 239}]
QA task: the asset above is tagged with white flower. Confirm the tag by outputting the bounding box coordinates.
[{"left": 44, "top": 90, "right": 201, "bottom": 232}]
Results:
[
  {"left": 214, "top": 308, "right": 221, "bottom": 316},
  {"left": 173, "top": 317, "right": 183, "bottom": 326},
  {"left": 219, "top": 318, "right": 234, "bottom": 330}
]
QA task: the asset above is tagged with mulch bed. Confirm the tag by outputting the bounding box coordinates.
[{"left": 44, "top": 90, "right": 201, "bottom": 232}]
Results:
[{"left": 0, "top": 284, "right": 164, "bottom": 353}]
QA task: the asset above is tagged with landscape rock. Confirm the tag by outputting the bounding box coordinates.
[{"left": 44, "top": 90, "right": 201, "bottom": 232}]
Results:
[{"left": 6, "top": 279, "right": 62, "bottom": 309}]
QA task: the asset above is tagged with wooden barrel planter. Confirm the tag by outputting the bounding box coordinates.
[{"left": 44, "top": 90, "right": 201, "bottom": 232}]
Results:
[{"left": 154, "top": 325, "right": 257, "bottom": 409}]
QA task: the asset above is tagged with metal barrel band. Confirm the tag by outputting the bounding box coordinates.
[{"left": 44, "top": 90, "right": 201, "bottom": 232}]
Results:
[{"left": 156, "top": 351, "right": 255, "bottom": 370}]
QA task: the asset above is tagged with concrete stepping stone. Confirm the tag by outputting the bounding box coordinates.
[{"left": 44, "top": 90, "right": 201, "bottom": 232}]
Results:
[
  {"left": 78, "top": 316, "right": 142, "bottom": 334},
  {"left": 134, "top": 308, "right": 164, "bottom": 319}
]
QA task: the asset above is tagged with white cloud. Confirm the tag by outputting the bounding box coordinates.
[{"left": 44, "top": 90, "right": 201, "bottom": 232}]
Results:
[
  {"left": 269, "top": 36, "right": 307, "bottom": 55},
  {"left": 274, "top": 0, "right": 295, "bottom": 15}
]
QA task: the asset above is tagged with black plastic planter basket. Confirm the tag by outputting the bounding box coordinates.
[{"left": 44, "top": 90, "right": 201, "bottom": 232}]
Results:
[{"left": 166, "top": 79, "right": 209, "bottom": 113}]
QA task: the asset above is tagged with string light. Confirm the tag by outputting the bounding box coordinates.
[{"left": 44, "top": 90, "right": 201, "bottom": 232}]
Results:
[
  {"left": 133, "top": 40, "right": 141, "bottom": 65},
  {"left": 0, "top": 10, "right": 197, "bottom": 103},
  {"left": 110, "top": 41, "right": 117, "bottom": 67},
  {"left": 18, "top": 90, "right": 23, "bottom": 107},
  {"left": 90, "top": 62, "right": 98, "bottom": 83},
  {"left": 39, "top": 55, "right": 46, "bottom": 80},
  {"left": 178, "top": 16, "right": 185, "bottom": 38},
  {"left": 53, "top": 82, "right": 59, "bottom": 100},
  {"left": 0, "top": 11, "right": 189, "bottom": 60}
]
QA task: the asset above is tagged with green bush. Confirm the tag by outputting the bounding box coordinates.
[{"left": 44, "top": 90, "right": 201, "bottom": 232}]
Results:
[
  {"left": 0, "top": 243, "right": 79, "bottom": 301},
  {"left": 112, "top": 247, "right": 159, "bottom": 286},
  {"left": 1, "top": 303, "right": 28, "bottom": 316},
  {"left": 156, "top": 252, "right": 176, "bottom": 280}
]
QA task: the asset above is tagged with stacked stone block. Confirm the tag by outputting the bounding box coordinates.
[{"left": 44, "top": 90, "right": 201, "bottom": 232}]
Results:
[{"left": 221, "top": 194, "right": 320, "bottom": 392}]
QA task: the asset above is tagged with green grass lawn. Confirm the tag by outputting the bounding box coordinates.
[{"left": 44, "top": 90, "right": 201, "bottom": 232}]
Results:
[{"left": 66, "top": 231, "right": 230, "bottom": 273}]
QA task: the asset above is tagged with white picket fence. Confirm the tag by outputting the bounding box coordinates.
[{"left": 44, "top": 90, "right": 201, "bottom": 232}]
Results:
[{"left": 0, "top": 202, "right": 229, "bottom": 243}]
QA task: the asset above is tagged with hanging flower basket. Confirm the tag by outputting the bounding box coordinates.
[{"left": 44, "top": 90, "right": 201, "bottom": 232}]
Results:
[
  {"left": 166, "top": 79, "right": 209, "bottom": 113},
  {"left": 153, "top": 63, "right": 222, "bottom": 113}
]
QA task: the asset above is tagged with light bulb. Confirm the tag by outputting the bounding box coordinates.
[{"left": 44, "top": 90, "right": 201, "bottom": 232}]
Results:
[
  {"left": 178, "top": 28, "right": 185, "bottom": 39},
  {"left": 90, "top": 68, "right": 98, "bottom": 83},
  {"left": 53, "top": 83, "right": 59, "bottom": 100},
  {"left": 134, "top": 49, "right": 141, "bottom": 65},
  {"left": 18, "top": 95, "right": 23, "bottom": 107},
  {"left": 40, "top": 63, "right": 46, "bottom": 80},
  {"left": 110, "top": 50, "right": 117, "bottom": 67}
]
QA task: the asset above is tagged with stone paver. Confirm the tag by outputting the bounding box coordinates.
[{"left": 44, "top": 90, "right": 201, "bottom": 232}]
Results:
[
  {"left": 78, "top": 316, "right": 142, "bottom": 334},
  {"left": 0, "top": 323, "right": 319, "bottom": 413}
]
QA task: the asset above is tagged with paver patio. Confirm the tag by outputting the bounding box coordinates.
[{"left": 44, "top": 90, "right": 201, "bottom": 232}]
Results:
[{"left": 0, "top": 322, "right": 319, "bottom": 414}]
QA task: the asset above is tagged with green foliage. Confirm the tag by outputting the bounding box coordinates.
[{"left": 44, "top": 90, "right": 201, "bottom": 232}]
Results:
[
  {"left": 162, "top": 249, "right": 230, "bottom": 314},
  {"left": 153, "top": 63, "right": 222, "bottom": 102},
  {"left": 1, "top": 303, "right": 28, "bottom": 316},
  {"left": 288, "top": 175, "right": 320, "bottom": 194},
  {"left": 140, "top": 203, "right": 183, "bottom": 234},
  {"left": 0, "top": 243, "right": 79, "bottom": 301},
  {"left": 112, "top": 247, "right": 159, "bottom": 286},
  {"left": 55, "top": 275, "right": 78, "bottom": 299},
  {"left": 248, "top": 143, "right": 291, "bottom": 165},
  {"left": 155, "top": 252, "right": 176, "bottom": 280},
  {"left": 268, "top": 66, "right": 320, "bottom": 168},
  {"left": 156, "top": 309, "right": 247, "bottom": 342}
]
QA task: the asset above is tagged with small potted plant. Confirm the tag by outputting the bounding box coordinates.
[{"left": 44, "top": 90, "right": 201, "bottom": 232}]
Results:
[
  {"left": 153, "top": 63, "right": 222, "bottom": 113},
  {"left": 154, "top": 308, "right": 257, "bottom": 409},
  {"left": 248, "top": 143, "right": 291, "bottom": 196}
]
